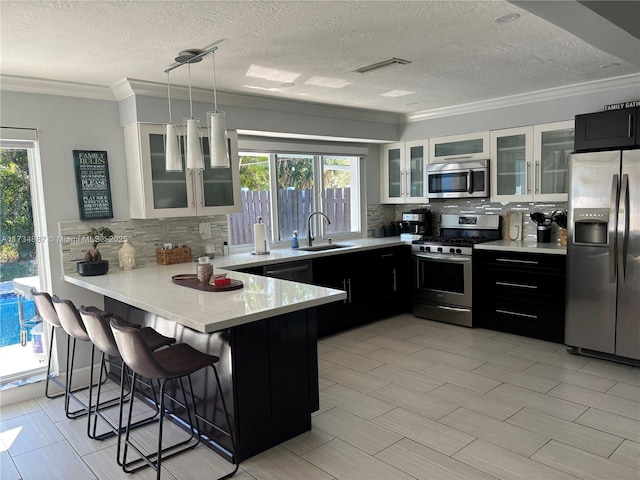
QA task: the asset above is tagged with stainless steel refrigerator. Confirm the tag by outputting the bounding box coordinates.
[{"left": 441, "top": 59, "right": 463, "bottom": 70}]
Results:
[{"left": 566, "top": 149, "right": 639, "bottom": 362}]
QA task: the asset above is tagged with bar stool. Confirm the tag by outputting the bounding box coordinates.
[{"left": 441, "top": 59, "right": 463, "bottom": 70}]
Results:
[
  {"left": 31, "top": 289, "right": 66, "bottom": 399},
  {"left": 110, "top": 317, "right": 238, "bottom": 480},
  {"left": 79, "top": 307, "right": 175, "bottom": 445},
  {"left": 52, "top": 296, "right": 117, "bottom": 419}
]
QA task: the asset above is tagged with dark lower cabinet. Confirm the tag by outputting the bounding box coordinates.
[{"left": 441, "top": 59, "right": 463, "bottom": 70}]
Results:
[
  {"left": 236, "top": 259, "right": 314, "bottom": 284},
  {"left": 231, "top": 308, "right": 318, "bottom": 460},
  {"left": 234, "top": 244, "right": 411, "bottom": 336},
  {"left": 313, "top": 246, "right": 410, "bottom": 336},
  {"left": 473, "top": 250, "right": 566, "bottom": 343},
  {"left": 105, "top": 298, "right": 318, "bottom": 463}
]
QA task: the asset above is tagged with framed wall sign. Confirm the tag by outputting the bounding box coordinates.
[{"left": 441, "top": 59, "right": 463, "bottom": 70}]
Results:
[{"left": 73, "top": 150, "right": 113, "bottom": 220}]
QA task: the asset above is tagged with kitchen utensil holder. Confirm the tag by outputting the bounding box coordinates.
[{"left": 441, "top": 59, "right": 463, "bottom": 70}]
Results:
[
  {"left": 537, "top": 225, "right": 551, "bottom": 243},
  {"left": 156, "top": 246, "right": 192, "bottom": 265}
]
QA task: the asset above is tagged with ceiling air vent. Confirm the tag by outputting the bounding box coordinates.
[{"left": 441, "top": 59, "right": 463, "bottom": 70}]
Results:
[{"left": 354, "top": 57, "right": 411, "bottom": 74}]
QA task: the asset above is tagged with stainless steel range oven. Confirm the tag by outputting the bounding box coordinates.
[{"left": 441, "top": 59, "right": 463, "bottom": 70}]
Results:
[{"left": 413, "top": 214, "right": 501, "bottom": 327}]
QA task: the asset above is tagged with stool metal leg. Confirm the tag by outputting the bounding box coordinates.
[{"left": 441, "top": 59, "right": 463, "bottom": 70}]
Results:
[
  {"left": 88, "top": 353, "right": 162, "bottom": 444},
  {"left": 65, "top": 339, "right": 118, "bottom": 420},
  {"left": 184, "top": 365, "right": 238, "bottom": 480},
  {"left": 64, "top": 336, "right": 88, "bottom": 419},
  {"left": 44, "top": 324, "right": 65, "bottom": 399},
  {"left": 120, "top": 373, "right": 200, "bottom": 480},
  {"left": 211, "top": 364, "right": 239, "bottom": 480}
]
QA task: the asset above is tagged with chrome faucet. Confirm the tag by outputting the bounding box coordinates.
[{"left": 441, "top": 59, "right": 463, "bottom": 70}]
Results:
[{"left": 307, "top": 211, "right": 331, "bottom": 247}]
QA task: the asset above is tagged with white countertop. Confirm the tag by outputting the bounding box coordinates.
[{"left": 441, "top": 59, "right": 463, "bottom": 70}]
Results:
[
  {"left": 65, "top": 263, "right": 346, "bottom": 333},
  {"left": 213, "top": 237, "right": 407, "bottom": 270},
  {"left": 64, "top": 237, "right": 408, "bottom": 333},
  {"left": 475, "top": 240, "right": 567, "bottom": 255}
]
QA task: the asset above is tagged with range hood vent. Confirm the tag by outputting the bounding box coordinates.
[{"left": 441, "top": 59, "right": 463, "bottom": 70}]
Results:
[{"left": 354, "top": 57, "right": 412, "bottom": 74}]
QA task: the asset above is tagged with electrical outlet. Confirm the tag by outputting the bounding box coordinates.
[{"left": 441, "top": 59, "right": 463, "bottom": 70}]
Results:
[{"left": 199, "top": 222, "right": 211, "bottom": 239}]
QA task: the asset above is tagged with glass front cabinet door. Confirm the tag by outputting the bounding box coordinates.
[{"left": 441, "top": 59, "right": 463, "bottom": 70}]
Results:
[
  {"left": 429, "top": 131, "right": 490, "bottom": 163},
  {"left": 124, "top": 123, "right": 240, "bottom": 219},
  {"left": 490, "top": 121, "right": 573, "bottom": 203},
  {"left": 490, "top": 127, "right": 533, "bottom": 203},
  {"left": 533, "top": 120, "right": 574, "bottom": 202},
  {"left": 381, "top": 140, "right": 427, "bottom": 203}
]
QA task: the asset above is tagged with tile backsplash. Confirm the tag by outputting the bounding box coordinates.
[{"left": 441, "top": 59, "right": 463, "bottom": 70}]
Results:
[
  {"left": 59, "top": 216, "right": 228, "bottom": 275},
  {"left": 61, "top": 200, "right": 567, "bottom": 275},
  {"left": 369, "top": 199, "right": 568, "bottom": 244},
  {"left": 400, "top": 199, "right": 568, "bottom": 243}
]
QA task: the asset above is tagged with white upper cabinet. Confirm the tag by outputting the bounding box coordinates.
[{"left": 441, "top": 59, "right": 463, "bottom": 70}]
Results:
[
  {"left": 533, "top": 120, "right": 574, "bottom": 202},
  {"left": 490, "top": 126, "right": 534, "bottom": 203},
  {"left": 429, "top": 131, "right": 490, "bottom": 163},
  {"left": 490, "top": 121, "right": 573, "bottom": 203},
  {"left": 124, "top": 123, "right": 241, "bottom": 219},
  {"left": 381, "top": 140, "right": 427, "bottom": 204}
]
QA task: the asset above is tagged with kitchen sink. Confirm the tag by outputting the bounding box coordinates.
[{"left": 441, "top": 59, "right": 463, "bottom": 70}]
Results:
[{"left": 298, "top": 243, "right": 351, "bottom": 252}]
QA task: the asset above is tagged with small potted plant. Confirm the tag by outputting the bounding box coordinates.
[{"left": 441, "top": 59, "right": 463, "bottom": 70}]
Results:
[{"left": 77, "top": 226, "right": 114, "bottom": 276}]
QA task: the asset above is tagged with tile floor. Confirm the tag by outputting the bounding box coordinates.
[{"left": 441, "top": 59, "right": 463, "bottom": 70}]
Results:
[{"left": 1, "top": 314, "right": 639, "bottom": 480}]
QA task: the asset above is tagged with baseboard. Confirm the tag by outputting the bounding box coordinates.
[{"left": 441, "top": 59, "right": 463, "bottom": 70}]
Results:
[
  {"left": 0, "top": 364, "right": 103, "bottom": 406},
  {"left": 566, "top": 345, "right": 640, "bottom": 367}
]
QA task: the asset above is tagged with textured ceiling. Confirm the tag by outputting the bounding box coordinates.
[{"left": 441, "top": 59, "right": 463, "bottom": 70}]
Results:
[{"left": 1, "top": 0, "right": 638, "bottom": 114}]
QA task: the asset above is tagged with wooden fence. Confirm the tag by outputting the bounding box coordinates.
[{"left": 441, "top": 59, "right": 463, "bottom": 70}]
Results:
[{"left": 229, "top": 188, "right": 351, "bottom": 244}]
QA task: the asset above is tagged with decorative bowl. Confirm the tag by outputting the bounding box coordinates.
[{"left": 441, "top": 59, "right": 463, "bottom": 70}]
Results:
[{"left": 77, "top": 260, "right": 109, "bottom": 276}]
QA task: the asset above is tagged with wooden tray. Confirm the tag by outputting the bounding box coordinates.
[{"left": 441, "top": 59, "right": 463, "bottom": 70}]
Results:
[{"left": 171, "top": 274, "right": 244, "bottom": 292}]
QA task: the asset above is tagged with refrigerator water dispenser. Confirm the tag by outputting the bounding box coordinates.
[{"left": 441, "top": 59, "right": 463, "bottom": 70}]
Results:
[{"left": 573, "top": 208, "right": 609, "bottom": 245}]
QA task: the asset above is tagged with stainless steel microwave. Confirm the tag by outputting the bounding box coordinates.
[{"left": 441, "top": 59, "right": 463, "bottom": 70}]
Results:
[{"left": 427, "top": 159, "right": 489, "bottom": 199}]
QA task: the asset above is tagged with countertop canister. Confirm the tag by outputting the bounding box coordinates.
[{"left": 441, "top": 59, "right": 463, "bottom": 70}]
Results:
[{"left": 197, "top": 256, "right": 213, "bottom": 283}]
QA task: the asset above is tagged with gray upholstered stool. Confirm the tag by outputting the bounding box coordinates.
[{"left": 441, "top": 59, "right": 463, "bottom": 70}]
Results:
[
  {"left": 79, "top": 308, "right": 175, "bottom": 444},
  {"left": 31, "top": 289, "right": 66, "bottom": 399},
  {"left": 52, "top": 296, "right": 117, "bottom": 419},
  {"left": 110, "top": 317, "right": 238, "bottom": 480}
]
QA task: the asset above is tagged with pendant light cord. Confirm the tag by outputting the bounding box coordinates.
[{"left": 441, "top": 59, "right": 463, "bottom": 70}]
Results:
[
  {"left": 188, "top": 62, "right": 194, "bottom": 118},
  {"left": 212, "top": 52, "right": 218, "bottom": 112},
  {"left": 166, "top": 72, "right": 173, "bottom": 124}
]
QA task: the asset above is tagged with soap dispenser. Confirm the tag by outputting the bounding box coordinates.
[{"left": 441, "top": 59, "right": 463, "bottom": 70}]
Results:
[{"left": 291, "top": 230, "right": 299, "bottom": 249}]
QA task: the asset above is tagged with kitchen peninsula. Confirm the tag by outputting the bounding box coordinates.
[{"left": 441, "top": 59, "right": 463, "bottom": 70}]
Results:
[{"left": 65, "top": 260, "right": 347, "bottom": 462}]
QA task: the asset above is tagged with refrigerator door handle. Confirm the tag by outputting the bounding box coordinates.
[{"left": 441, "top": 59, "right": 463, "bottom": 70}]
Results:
[
  {"left": 609, "top": 174, "right": 619, "bottom": 283},
  {"left": 618, "top": 174, "right": 629, "bottom": 281}
]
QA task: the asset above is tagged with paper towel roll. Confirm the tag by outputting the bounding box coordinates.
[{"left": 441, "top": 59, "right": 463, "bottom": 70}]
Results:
[{"left": 254, "top": 222, "right": 268, "bottom": 254}]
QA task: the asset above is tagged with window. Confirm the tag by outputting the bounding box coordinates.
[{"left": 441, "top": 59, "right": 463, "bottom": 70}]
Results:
[
  {"left": 229, "top": 153, "right": 272, "bottom": 246},
  {"left": 229, "top": 152, "right": 360, "bottom": 246},
  {"left": 1, "top": 127, "right": 51, "bottom": 387}
]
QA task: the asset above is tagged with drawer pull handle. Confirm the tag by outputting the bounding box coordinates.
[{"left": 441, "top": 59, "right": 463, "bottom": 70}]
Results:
[
  {"left": 495, "top": 281, "right": 537, "bottom": 289},
  {"left": 496, "top": 309, "right": 538, "bottom": 319},
  {"left": 496, "top": 258, "right": 539, "bottom": 265}
]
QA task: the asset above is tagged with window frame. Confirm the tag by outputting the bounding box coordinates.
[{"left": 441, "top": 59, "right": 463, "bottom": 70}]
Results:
[{"left": 231, "top": 146, "right": 364, "bottom": 250}]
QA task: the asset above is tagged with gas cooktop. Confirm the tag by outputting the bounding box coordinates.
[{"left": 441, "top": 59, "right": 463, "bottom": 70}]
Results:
[
  {"left": 411, "top": 214, "right": 501, "bottom": 256},
  {"left": 416, "top": 235, "right": 498, "bottom": 246}
]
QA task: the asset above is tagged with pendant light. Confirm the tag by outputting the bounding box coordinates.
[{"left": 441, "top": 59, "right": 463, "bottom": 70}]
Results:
[
  {"left": 184, "top": 61, "right": 204, "bottom": 170},
  {"left": 208, "top": 51, "right": 230, "bottom": 168},
  {"left": 165, "top": 72, "right": 182, "bottom": 172},
  {"left": 164, "top": 45, "right": 225, "bottom": 171}
]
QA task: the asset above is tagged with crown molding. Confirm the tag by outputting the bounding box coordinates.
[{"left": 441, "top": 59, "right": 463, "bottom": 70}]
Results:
[
  {"left": 5, "top": 73, "right": 638, "bottom": 127},
  {"left": 406, "top": 74, "right": 640, "bottom": 123},
  {"left": 113, "top": 78, "right": 402, "bottom": 125},
  {"left": 0, "top": 75, "right": 115, "bottom": 101}
]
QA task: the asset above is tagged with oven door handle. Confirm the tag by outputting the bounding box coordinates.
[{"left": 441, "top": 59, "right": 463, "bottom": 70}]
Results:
[
  {"left": 414, "top": 253, "right": 471, "bottom": 263},
  {"left": 433, "top": 305, "right": 471, "bottom": 313}
]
